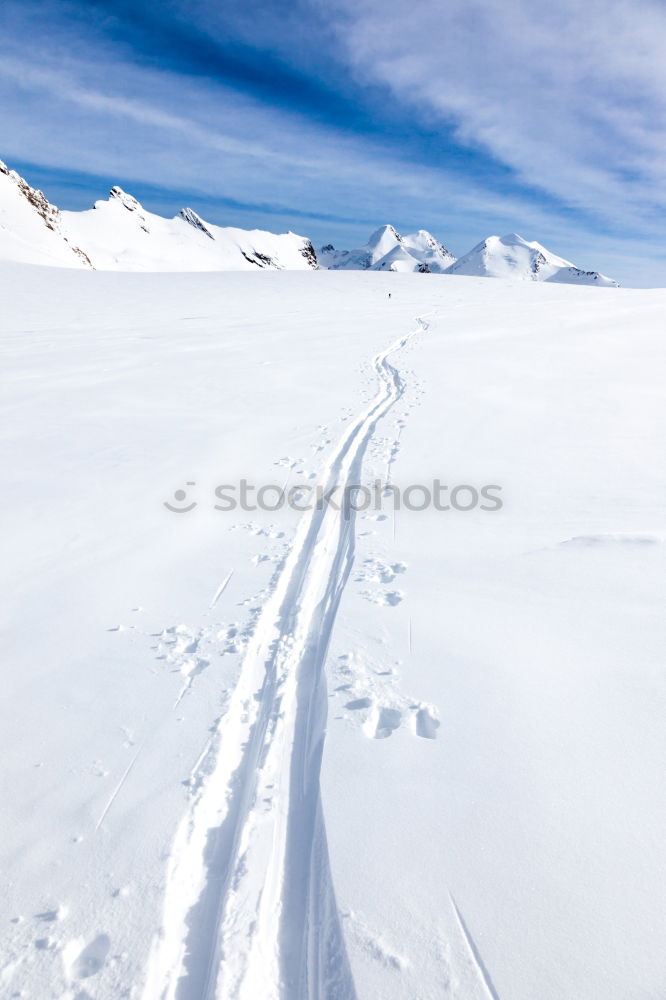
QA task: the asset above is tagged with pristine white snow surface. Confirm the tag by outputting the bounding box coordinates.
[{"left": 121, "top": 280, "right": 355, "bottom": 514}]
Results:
[{"left": 1, "top": 264, "right": 664, "bottom": 1000}]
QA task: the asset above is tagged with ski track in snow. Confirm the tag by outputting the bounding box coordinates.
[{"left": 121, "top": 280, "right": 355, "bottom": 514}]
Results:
[
  {"left": 141, "top": 316, "right": 430, "bottom": 1000},
  {"left": 450, "top": 896, "right": 501, "bottom": 1000},
  {"left": 94, "top": 742, "right": 145, "bottom": 833},
  {"left": 209, "top": 570, "right": 234, "bottom": 610}
]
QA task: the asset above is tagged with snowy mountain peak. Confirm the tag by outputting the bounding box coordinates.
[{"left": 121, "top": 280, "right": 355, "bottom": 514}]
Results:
[
  {"left": 402, "top": 230, "right": 456, "bottom": 269},
  {"left": 322, "top": 223, "right": 457, "bottom": 273},
  {"left": 407, "top": 229, "right": 443, "bottom": 250},
  {"left": 501, "top": 232, "right": 525, "bottom": 244},
  {"left": 368, "top": 224, "right": 403, "bottom": 248},
  {"left": 447, "top": 232, "right": 618, "bottom": 286},
  {"left": 179, "top": 207, "right": 215, "bottom": 240},
  {"left": 108, "top": 186, "right": 143, "bottom": 212}
]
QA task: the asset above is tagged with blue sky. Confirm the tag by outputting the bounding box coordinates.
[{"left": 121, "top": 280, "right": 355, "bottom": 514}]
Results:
[{"left": 2, "top": 0, "right": 666, "bottom": 285}]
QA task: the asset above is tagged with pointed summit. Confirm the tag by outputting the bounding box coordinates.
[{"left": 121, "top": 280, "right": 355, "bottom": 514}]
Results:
[
  {"left": 108, "top": 186, "right": 142, "bottom": 212},
  {"left": 366, "top": 224, "right": 403, "bottom": 259}
]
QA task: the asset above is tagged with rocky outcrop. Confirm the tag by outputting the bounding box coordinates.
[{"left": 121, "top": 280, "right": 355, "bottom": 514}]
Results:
[{"left": 179, "top": 207, "right": 215, "bottom": 239}]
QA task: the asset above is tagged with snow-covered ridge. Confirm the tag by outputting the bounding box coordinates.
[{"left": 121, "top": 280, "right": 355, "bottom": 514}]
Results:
[{"left": 0, "top": 160, "right": 317, "bottom": 272}]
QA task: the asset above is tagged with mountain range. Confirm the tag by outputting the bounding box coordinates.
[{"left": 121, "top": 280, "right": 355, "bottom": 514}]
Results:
[
  {"left": 0, "top": 160, "right": 316, "bottom": 272},
  {"left": 0, "top": 159, "right": 618, "bottom": 285}
]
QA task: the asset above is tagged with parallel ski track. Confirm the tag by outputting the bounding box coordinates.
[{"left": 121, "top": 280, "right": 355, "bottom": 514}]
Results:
[{"left": 142, "top": 315, "right": 429, "bottom": 1000}]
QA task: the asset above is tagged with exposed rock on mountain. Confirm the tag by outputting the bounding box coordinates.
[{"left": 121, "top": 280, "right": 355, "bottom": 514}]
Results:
[{"left": 0, "top": 159, "right": 93, "bottom": 268}]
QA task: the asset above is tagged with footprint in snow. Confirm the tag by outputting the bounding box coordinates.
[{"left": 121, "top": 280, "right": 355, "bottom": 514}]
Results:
[
  {"left": 363, "top": 705, "right": 403, "bottom": 739},
  {"left": 339, "top": 657, "right": 440, "bottom": 741},
  {"left": 71, "top": 934, "right": 111, "bottom": 979},
  {"left": 362, "top": 589, "right": 403, "bottom": 606},
  {"left": 344, "top": 697, "right": 372, "bottom": 711},
  {"left": 35, "top": 905, "right": 67, "bottom": 922},
  {"left": 63, "top": 934, "right": 111, "bottom": 981},
  {"left": 34, "top": 937, "right": 56, "bottom": 950},
  {"left": 357, "top": 558, "right": 406, "bottom": 586},
  {"left": 410, "top": 705, "right": 440, "bottom": 740}
]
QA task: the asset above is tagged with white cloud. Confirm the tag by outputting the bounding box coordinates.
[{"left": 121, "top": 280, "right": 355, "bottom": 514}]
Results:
[
  {"left": 0, "top": 45, "right": 559, "bottom": 226},
  {"left": 329, "top": 0, "right": 666, "bottom": 233}
]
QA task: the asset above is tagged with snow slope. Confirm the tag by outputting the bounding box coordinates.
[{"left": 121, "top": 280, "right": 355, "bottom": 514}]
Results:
[
  {"left": 447, "top": 232, "right": 619, "bottom": 285},
  {"left": 0, "top": 268, "right": 662, "bottom": 1000},
  {"left": 0, "top": 161, "right": 317, "bottom": 272}
]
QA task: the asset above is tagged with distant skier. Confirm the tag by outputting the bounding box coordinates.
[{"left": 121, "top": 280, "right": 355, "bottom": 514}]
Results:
[{"left": 388, "top": 292, "right": 392, "bottom": 299}]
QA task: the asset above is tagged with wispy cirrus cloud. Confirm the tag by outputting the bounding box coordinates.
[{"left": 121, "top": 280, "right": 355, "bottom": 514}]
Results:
[
  {"left": 329, "top": 0, "right": 666, "bottom": 232},
  {"left": 0, "top": 27, "right": 571, "bottom": 241}
]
